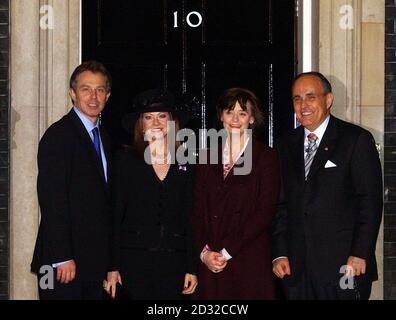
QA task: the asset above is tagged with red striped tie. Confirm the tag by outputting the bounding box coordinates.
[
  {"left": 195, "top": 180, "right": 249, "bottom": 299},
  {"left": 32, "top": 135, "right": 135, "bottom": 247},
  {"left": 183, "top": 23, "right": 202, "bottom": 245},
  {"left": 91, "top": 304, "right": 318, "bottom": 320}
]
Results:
[{"left": 223, "top": 163, "right": 233, "bottom": 179}]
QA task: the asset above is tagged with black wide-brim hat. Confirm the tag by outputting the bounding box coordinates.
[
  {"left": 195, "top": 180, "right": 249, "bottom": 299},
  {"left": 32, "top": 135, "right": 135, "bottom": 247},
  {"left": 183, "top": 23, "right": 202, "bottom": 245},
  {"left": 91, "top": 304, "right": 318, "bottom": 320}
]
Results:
[{"left": 122, "top": 88, "right": 192, "bottom": 132}]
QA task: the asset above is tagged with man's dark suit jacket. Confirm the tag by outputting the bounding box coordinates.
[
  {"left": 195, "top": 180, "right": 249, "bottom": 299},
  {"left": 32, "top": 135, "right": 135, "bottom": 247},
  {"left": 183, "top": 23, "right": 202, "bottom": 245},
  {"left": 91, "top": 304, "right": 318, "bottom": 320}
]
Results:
[
  {"left": 272, "top": 115, "right": 383, "bottom": 286},
  {"left": 31, "top": 109, "right": 112, "bottom": 281}
]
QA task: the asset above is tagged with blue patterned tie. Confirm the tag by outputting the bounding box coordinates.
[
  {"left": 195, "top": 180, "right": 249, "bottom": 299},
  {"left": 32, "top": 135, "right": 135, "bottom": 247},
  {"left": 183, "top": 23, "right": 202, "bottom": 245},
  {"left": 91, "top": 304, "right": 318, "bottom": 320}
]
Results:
[
  {"left": 92, "top": 127, "right": 103, "bottom": 164},
  {"left": 304, "top": 133, "right": 318, "bottom": 179}
]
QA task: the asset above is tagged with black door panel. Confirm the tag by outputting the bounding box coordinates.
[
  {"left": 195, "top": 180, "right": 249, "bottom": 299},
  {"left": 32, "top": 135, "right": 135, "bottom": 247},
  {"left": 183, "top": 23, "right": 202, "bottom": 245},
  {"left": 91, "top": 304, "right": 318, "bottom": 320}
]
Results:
[{"left": 83, "top": 0, "right": 296, "bottom": 147}]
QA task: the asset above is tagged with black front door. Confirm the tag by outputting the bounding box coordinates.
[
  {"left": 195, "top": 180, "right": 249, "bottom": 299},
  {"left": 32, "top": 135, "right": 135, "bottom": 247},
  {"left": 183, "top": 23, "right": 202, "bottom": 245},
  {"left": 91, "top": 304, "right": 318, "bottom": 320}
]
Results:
[{"left": 83, "top": 0, "right": 296, "bottom": 147}]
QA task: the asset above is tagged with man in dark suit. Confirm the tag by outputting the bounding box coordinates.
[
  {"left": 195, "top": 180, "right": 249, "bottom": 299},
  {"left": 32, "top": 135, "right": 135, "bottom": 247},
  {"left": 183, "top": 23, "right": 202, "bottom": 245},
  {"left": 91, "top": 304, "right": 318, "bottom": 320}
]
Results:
[
  {"left": 31, "top": 61, "right": 112, "bottom": 299},
  {"left": 271, "top": 72, "right": 383, "bottom": 300}
]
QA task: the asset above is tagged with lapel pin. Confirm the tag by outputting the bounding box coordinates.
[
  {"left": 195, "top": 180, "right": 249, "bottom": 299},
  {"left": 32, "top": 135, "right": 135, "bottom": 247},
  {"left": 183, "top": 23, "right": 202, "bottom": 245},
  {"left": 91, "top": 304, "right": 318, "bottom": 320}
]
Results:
[{"left": 324, "top": 147, "right": 329, "bottom": 151}]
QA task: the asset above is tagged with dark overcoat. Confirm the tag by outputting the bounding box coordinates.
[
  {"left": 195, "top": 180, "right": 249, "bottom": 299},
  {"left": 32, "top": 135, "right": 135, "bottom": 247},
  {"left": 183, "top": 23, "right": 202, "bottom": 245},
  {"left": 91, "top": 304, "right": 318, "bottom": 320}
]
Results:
[
  {"left": 192, "top": 139, "right": 280, "bottom": 299},
  {"left": 272, "top": 116, "right": 383, "bottom": 288},
  {"left": 31, "top": 109, "right": 112, "bottom": 281}
]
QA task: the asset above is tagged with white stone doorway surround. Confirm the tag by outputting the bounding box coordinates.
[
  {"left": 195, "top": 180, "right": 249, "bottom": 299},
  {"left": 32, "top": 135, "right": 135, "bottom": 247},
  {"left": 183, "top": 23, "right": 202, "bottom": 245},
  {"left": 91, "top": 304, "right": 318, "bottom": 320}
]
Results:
[{"left": 9, "top": 0, "right": 384, "bottom": 299}]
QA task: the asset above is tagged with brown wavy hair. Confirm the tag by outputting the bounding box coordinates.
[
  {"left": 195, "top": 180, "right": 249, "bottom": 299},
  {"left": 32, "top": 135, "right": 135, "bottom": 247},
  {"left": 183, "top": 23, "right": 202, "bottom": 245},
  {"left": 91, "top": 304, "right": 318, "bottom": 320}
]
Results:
[{"left": 216, "top": 87, "right": 264, "bottom": 135}]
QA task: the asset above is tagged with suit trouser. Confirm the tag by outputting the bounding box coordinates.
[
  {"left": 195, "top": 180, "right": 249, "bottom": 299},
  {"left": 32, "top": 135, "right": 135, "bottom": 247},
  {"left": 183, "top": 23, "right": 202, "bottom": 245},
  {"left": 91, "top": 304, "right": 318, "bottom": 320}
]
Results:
[
  {"left": 283, "top": 270, "right": 372, "bottom": 300},
  {"left": 37, "top": 266, "right": 105, "bottom": 300}
]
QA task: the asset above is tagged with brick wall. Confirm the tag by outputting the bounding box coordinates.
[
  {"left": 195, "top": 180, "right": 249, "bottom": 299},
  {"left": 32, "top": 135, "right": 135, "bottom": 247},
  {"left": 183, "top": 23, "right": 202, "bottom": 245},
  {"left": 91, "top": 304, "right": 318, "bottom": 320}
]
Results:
[
  {"left": 0, "top": 0, "right": 8, "bottom": 300},
  {"left": 385, "top": 0, "right": 396, "bottom": 301}
]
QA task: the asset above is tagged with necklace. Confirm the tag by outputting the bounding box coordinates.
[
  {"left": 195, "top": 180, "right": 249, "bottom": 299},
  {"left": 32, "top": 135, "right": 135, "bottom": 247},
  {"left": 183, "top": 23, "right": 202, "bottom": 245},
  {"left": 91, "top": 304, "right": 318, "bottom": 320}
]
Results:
[{"left": 153, "top": 162, "right": 170, "bottom": 181}]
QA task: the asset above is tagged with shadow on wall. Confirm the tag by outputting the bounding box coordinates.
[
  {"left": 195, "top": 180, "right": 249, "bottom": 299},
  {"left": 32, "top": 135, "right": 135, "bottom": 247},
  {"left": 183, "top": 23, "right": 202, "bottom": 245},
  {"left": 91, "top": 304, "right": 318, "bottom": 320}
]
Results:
[
  {"left": 10, "top": 107, "right": 21, "bottom": 151},
  {"left": 326, "top": 75, "right": 383, "bottom": 148}
]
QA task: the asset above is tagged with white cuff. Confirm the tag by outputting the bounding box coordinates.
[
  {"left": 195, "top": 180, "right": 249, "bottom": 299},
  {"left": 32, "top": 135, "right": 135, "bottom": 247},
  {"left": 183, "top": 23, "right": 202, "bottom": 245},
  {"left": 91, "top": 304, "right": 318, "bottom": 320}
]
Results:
[
  {"left": 200, "top": 244, "right": 211, "bottom": 262},
  {"left": 52, "top": 260, "right": 72, "bottom": 268},
  {"left": 272, "top": 256, "right": 287, "bottom": 263}
]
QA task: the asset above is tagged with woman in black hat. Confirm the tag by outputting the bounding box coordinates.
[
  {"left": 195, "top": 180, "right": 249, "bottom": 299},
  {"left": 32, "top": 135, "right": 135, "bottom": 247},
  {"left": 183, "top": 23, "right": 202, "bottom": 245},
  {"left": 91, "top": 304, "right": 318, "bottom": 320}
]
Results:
[{"left": 104, "top": 89, "right": 198, "bottom": 299}]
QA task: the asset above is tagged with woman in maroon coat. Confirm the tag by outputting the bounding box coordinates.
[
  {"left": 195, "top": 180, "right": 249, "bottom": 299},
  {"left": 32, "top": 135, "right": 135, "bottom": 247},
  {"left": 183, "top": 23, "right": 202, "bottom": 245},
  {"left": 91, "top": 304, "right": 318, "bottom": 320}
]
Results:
[{"left": 192, "top": 88, "right": 280, "bottom": 300}]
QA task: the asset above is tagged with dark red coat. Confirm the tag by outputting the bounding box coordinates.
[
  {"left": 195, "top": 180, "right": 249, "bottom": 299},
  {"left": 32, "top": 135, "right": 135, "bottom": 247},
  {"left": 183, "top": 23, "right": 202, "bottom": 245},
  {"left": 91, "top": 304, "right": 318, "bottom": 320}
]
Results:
[{"left": 192, "top": 139, "right": 280, "bottom": 299}]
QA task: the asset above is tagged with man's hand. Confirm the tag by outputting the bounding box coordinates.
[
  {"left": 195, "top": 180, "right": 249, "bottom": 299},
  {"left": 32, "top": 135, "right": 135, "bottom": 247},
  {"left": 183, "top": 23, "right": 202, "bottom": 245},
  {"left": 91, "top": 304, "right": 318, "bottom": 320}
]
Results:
[
  {"left": 346, "top": 256, "right": 366, "bottom": 277},
  {"left": 272, "top": 257, "right": 291, "bottom": 279},
  {"left": 103, "top": 271, "right": 122, "bottom": 299},
  {"left": 202, "top": 251, "right": 228, "bottom": 273},
  {"left": 56, "top": 260, "right": 76, "bottom": 284}
]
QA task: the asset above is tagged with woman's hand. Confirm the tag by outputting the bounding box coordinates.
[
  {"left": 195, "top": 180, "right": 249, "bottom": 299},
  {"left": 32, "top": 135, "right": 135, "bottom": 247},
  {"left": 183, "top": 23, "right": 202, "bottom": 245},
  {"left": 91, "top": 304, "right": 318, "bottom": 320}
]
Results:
[
  {"left": 182, "top": 273, "right": 198, "bottom": 295},
  {"left": 202, "top": 251, "right": 228, "bottom": 273},
  {"left": 103, "top": 271, "right": 122, "bottom": 299}
]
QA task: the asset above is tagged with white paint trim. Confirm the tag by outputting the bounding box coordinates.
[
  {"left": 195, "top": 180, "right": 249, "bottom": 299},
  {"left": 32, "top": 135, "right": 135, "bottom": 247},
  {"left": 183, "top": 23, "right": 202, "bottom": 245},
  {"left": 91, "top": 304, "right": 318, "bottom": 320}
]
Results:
[
  {"left": 302, "top": 0, "right": 312, "bottom": 72},
  {"left": 79, "top": 0, "right": 82, "bottom": 63}
]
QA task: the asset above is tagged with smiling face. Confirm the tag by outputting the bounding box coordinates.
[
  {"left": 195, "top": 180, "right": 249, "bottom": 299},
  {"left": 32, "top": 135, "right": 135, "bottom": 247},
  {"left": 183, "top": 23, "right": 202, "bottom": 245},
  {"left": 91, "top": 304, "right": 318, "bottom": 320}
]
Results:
[
  {"left": 142, "top": 112, "right": 170, "bottom": 140},
  {"left": 221, "top": 101, "right": 255, "bottom": 135},
  {"left": 69, "top": 71, "right": 110, "bottom": 124},
  {"left": 292, "top": 75, "right": 333, "bottom": 132}
]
